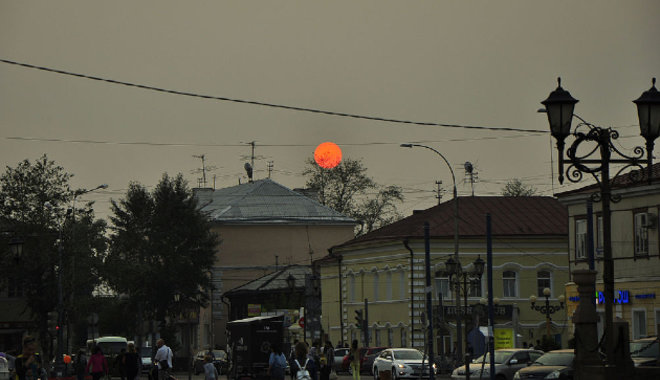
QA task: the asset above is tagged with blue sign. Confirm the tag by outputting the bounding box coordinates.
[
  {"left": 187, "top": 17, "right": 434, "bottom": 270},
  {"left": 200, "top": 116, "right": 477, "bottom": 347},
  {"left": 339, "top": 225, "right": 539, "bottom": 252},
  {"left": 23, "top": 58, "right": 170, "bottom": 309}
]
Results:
[{"left": 595, "top": 290, "right": 629, "bottom": 305}]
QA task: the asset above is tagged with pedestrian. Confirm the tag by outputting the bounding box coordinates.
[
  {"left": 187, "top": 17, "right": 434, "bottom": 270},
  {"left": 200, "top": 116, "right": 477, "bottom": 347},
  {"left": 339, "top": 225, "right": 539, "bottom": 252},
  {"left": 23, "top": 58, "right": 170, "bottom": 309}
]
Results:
[
  {"left": 85, "top": 346, "right": 109, "bottom": 380},
  {"left": 291, "top": 341, "right": 316, "bottom": 380},
  {"left": 115, "top": 348, "right": 127, "bottom": 380},
  {"left": 154, "top": 339, "right": 173, "bottom": 380},
  {"left": 14, "top": 336, "right": 43, "bottom": 380},
  {"left": 268, "top": 343, "right": 287, "bottom": 380},
  {"left": 124, "top": 343, "right": 140, "bottom": 380},
  {"left": 348, "top": 340, "right": 360, "bottom": 380},
  {"left": 289, "top": 340, "right": 299, "bottom": 380},
  {"left": 74, "top": 349, "right": 88, "bottom": 380},
  {"left": 318, "top": 341, "right": 332, "bottom": 380},
  {"left": 203, "top": 355, "right": 218, "bottom": 380}
]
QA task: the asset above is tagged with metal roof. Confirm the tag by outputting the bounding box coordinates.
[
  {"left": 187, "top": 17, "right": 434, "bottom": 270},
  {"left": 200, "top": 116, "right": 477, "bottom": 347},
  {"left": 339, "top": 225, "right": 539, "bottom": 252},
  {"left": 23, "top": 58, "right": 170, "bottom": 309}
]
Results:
[
  {"left": 195, "top": 179, "right": 355, "bottom": 225},
  {"left": 333, "top": 196, "right": 567, "bottom": 249}
]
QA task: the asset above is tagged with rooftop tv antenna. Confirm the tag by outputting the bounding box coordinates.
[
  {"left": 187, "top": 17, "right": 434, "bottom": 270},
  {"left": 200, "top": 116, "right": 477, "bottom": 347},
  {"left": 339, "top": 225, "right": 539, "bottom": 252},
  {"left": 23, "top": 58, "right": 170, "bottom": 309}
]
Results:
[{"left": 193, "top": 154, "right": 207, "bottom": 188}]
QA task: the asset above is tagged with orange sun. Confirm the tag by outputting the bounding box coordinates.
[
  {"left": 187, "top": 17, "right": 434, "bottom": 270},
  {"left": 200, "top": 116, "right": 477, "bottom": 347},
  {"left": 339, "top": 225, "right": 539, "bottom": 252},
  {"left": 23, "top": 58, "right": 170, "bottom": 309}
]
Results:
[{"left": 314, "top": 142, "right": 342, "bottom": 169}]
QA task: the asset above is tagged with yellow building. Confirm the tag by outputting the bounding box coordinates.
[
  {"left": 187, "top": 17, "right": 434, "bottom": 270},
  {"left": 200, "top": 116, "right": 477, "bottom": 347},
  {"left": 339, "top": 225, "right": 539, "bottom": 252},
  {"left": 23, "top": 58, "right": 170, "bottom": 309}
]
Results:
[
  {"left": 318, "top": 196, "right": 569, "bottom": 355},
  {"left": 556, "top": 164, "right": 660, "bottom": 340}
]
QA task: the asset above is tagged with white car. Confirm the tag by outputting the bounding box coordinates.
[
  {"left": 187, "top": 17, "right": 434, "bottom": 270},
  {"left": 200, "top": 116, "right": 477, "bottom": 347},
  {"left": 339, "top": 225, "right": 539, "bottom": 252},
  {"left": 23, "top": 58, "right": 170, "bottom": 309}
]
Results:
[
  {"left": 372, "top": 348, "right": 437, "bottom": 380},
  {"left": 451, "top": 348, "right": 543, "bottom": 380}
]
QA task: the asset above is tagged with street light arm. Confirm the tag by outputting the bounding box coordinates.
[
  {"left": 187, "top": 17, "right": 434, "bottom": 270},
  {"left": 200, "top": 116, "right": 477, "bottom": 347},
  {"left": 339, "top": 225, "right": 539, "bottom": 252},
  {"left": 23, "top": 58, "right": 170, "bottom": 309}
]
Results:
[{"left": 401, "top": 143, "right": 457, "bottom": 194}]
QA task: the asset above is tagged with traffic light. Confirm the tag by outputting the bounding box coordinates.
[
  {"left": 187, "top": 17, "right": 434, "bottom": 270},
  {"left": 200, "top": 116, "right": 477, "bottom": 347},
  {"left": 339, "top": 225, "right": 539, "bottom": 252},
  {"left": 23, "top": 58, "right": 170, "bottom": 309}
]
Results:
[
  {"left": 354, "top": 309, "right": 363, "bottom": 330},
  {"left": 47, "top": 311, "right": 59, "bottom": 334}
]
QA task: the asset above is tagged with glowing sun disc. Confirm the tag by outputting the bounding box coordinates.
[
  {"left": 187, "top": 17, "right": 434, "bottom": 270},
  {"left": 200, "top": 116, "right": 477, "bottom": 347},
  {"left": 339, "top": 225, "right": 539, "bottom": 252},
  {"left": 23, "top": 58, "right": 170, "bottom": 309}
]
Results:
[{"left": 314, "top": 142, "right": 342, "bottom": 169}]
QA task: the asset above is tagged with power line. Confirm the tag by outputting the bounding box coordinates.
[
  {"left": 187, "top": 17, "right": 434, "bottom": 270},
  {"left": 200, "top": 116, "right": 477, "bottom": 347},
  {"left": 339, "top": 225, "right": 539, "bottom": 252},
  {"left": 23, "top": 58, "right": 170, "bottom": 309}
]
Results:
[{"left": 0, "top": 58, "right": 548, "bottom": 134}]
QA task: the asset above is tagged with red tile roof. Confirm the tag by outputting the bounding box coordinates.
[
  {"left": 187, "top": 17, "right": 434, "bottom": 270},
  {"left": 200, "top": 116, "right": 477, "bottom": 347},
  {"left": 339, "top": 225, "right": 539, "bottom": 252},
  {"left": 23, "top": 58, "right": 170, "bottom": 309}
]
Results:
[{"left": 334, "top": 196, "right": 567, "bottom": 249}]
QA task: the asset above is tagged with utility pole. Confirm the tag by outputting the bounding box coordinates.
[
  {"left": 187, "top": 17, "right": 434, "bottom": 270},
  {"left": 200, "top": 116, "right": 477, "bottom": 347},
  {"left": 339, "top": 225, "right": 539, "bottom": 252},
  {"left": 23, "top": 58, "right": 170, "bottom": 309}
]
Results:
[
  {"left": 435, "top": 181, "right": 443, "bottom": 204},
  {"left": 193, "top": 154, "right": 207, "bottom": 187}
]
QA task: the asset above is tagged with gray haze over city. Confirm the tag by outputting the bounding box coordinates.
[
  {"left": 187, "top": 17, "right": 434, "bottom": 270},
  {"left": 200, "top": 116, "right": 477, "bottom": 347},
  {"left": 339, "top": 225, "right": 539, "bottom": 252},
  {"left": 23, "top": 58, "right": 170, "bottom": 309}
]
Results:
[{"left": 1, "top": 1, "right": 659, "bottom": 220}]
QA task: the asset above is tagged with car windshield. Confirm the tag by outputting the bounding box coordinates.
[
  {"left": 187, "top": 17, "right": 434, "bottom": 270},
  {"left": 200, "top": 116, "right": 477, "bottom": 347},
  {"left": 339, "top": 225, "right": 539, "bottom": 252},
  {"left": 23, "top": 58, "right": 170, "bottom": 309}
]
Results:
[
  {"left": 393, "top": 350, "right": 423, "bottom": 360},
  {"left": 472, "top": 351, "right": 511, "bottom": 365},
  {"left": 97, "top": 342, "right": 126, "bottom": 356},
  {"left": 630, "top": 341, "right": 659, "bottom": 358},
  {"left": 532, "top": 352, "right": 574, "bottom": 366},
  {"left": 213, "top": 350, "right": 227, "bottom": 360}
]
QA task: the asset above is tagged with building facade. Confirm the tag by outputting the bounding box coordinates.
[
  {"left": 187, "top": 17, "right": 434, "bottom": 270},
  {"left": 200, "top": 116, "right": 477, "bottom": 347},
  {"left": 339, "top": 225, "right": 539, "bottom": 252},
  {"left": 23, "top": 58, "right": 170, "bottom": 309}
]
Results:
[
  {"left": 557, "top": 164, "right": 660, "bottom": 341},
  {"left": 318, "top": 196, "right": 569, "bottom": 354},
  {"left": 195, "top": 179, "right": 355, "bottom": 348}
]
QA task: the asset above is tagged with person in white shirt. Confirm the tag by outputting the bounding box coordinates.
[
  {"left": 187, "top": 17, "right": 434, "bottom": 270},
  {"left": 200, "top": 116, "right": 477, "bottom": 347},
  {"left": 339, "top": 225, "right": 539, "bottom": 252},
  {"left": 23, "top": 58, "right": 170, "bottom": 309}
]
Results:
[{"left": 154, "top": 339, "right": 173, "bottom": 380}]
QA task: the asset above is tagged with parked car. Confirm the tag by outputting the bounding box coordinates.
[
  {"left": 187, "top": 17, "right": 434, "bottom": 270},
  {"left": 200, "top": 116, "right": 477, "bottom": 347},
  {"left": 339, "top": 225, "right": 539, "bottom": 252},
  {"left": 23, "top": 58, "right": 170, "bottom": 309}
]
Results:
[
  {"left": 342, "top": 347, "right": 388, "bottom": 375},
  {"left": 630, "top": 336, "right": 660, "bottom": 367},
  {"left": 372, "top": 348, "right": 437, "bottom": 380},
  {"left": 140, "top": 347, "right": 154, "bottom": 374},
  {"left": 451, "top": 348, "right": 543, "bottom": 380},
  {"left": 333, "top": 348, "right": 350, "bottom": 373},
  {"left": 193, "top": 349, "right": 229, "bottom": 375},
  {"left": 513, "top": 349, "right": 575, "bottom": 380}
]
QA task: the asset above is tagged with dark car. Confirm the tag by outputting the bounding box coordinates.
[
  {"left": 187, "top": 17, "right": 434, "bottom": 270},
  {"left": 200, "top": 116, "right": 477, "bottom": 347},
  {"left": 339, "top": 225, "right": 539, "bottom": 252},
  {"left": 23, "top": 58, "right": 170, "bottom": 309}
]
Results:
[
  {"left": 452, "top": 348, "right": 543, "bottom": 380},
  {"left": 630, "top": 337, "right": 660, "bottom": 367},
  {"left": 342, "top": 347, "right": 388, "bottom": 375},
  {"left": 513, "top": 349, "right": 575, "bottom": 380},
  {"left": 193, "top": 349, "right": 229, "bottom": 375}
]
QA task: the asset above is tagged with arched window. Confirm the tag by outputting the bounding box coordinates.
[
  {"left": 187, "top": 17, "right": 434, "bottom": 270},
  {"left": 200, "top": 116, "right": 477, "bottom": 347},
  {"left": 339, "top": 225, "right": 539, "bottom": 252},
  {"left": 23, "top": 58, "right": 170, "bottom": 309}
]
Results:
[
  {"left": 502, "top": 270, "right": 518, "bottom": 298},
  {"left": 399, "top": 270, "right": 406, "bottom": 300},
  {"left": 373, "top": 271, "right": 380, "bottom": 301},
  {"left": 537, "top": 270, "right": 551, "bottom": 296},
  {"left": 349, "top": 274, "right": 356, "bottom": 302},
  {"left": 386, "top": 271, "right": 393, "bottom": 300}
]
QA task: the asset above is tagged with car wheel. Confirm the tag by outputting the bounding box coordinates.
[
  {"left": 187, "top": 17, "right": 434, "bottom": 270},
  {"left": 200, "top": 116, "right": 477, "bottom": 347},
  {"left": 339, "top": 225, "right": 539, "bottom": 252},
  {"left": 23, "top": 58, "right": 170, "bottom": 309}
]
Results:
[
  {"left": 373, "top": 369, "right": 379, "bottom": 380},
  {"left": 391, "top": 368, "right": 397, "bottom": 380},
  {"left": 348, "top": 365, "right": 353, "bottom": 376}
]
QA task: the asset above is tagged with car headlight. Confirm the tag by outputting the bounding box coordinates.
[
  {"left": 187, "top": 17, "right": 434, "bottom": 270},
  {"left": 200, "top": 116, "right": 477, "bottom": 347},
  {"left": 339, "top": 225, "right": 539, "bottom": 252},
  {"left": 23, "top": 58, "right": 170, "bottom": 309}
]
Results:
[
  {"left": 397, "top": 364, "right": 405, "bottom": 369},
  {"left": 544, "top": 370, "right": 561, "bottom": 379},
  {"left": 513, "top": 372, "right": 521, "bottom": 380},
  {"left": 432, "top": 363, "right": 436, "bottom": 369}
]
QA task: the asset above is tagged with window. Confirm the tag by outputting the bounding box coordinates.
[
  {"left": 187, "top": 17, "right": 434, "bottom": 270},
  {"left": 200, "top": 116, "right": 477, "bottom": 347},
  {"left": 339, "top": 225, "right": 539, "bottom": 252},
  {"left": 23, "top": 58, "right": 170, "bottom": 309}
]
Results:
[
  {"left": 388, "top": 328, "right": 393, "bottom": 347},
  {"left": 400, "top": 328, "right": 407, "bottom": 347},
  {"left": 503, "top": 271, "right": 518, "bottom": 298},
  {"left": 435, "top": 271, "right": 451, "bottom": 300},
  {"left": 575, "top": 219, "right": 587, "bottom": 259},
  {"left": 386, "top": 271, "right": 392, "bottom": 300},
  {"left": 633, "top": 309, "right": 647, "bottom": 339},
  {"left": 468, "top": 278, "right": 482, "bottom": 297},
  {"left": 634, "top": 212, "right": 650, "bottom": 256},
  {"left": 596, "top": 215, "right": 604, "bottom": 257},
  {"left": 373, "top": 272, "right": 379, "bottom": 301},
  {"left": 349, "top": 274, "right": 356, "bottom": 302},
  {"left": 537, "top": 271, "right": 551, "bottom": 297},
  {"left": 7, "top": 277, "right": 23, "bottom": 298},
  {"left": 375, "top": 328, "right": 381, "bottom": 346},
  {"left": 399, "top": 271, "right": 406, "bottom": 300}
]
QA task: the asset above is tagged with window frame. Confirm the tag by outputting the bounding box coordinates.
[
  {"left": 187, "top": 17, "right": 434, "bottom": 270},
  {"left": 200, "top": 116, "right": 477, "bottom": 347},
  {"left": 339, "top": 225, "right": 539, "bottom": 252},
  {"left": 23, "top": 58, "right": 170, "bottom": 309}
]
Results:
[
  {"left": 502, "top": 270, "right": 518, "bottom": 298},
  {"left": 632, "top": 308, "right": 647, "bottom": 340},
  {"left": 575, "top": 217, "right": 587, "bottom": 260},
  {"left": 536, "top": 270, "right": 552, "bottom": 297},
  {"left": 634, "top": 211, "right": 650, "bottom": 257}
]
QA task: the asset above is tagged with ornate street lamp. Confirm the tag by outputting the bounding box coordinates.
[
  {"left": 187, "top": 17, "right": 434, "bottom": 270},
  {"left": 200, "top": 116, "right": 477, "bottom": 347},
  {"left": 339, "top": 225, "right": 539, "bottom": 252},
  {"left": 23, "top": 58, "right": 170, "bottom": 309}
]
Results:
[
  {"left": 529, "top": 288, "right": 565, "bottom": 344},
  {"left": 541, "top": 77, "right": 660, "bottom": 373},
  {"left": 444, "top": 256, "right": 485, "bottom": 380}
]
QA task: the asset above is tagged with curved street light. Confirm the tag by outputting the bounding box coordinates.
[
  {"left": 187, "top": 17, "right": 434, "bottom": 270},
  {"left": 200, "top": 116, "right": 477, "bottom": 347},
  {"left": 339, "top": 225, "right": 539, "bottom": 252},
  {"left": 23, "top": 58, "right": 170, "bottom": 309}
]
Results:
[
  {"left": 529, "top": 288, "right": 565, "bottom": 345},
  {"left": 400, "top": 143, "right": 462, "bottom": 371}
]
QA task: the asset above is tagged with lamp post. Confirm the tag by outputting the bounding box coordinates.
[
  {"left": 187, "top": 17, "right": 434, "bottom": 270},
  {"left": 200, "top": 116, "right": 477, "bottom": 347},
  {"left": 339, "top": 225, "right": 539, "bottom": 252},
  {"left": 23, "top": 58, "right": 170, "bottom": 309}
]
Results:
[
  {"left": 541, "top": 77, "right": 660, "bottom": 372},
  {"left": 400, "top": 143, "right": 462, "bottom": 360},
  {"left": 529, "top": 288, "right": 565, "bottom": 346},
  {"left": 444, "top": 256, "right": 484, "bottom": 380}
]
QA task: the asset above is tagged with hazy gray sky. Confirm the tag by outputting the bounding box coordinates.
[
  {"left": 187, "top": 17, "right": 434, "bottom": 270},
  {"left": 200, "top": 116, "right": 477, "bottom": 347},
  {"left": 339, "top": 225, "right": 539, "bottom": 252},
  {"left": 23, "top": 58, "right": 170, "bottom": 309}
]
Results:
[{"left": 1, "top": 1, "right": 659, "bottom": 219}]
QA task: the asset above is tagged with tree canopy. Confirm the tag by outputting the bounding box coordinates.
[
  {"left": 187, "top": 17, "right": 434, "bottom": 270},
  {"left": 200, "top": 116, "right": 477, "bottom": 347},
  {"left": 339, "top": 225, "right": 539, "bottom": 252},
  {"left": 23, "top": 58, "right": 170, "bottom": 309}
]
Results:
[
  {"left": 0, "top": 155, "right": 107, "bottom": 352},
  {"left": 501, "top": 178, "right": 538, "bottom": 197},
  {"left": 303, "top": 157, "right": 403, "bottom": 235},
  {"left": 105, "top": 174, "right": 218, "bottom": 341}
]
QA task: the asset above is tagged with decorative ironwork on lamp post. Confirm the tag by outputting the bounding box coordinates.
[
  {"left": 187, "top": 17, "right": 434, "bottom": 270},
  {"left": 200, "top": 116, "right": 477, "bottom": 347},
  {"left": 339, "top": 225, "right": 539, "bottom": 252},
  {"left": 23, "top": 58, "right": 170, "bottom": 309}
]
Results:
[
  {"left": 529, "top": 287, "right": 565, "bottom": 343},
  {"left": 444, "top": 256, "right": 485, "bottom": 380},
  {"left": 540, "top": 77, "right": 660, "bottom": 370}
]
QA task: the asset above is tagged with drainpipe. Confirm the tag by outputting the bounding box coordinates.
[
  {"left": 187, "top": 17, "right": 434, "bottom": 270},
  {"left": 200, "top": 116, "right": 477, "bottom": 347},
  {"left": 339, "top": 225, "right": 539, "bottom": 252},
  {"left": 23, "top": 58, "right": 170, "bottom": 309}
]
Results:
[{"left": 404, "top": 239, "right": 414, "bottom": 347}]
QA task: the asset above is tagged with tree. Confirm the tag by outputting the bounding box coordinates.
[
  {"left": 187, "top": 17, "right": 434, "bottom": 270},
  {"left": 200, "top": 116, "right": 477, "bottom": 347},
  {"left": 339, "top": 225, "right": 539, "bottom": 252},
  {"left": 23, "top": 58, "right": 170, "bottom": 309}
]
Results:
[
  {"left": 105, "top": 174, "right": 219, "bottom": 343},
  {"left": 501, "top": 178, "right": 538, "bottom": 197},
  {"left": 0, "top": 155, "right": 107, "bottom": 352},
  {"left": 303, "top": 158, "right": 403, "bottom": 235}
]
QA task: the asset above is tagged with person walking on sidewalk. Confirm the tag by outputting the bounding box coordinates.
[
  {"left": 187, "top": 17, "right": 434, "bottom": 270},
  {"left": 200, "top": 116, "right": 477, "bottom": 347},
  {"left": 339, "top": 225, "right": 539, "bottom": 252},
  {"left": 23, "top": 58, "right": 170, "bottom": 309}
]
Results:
[
  {"left": 86, "top": 346, "right": 109, "bottom": 380},
  {"left": 349, "top": 340, "right": 360, "bottom": 380}
]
